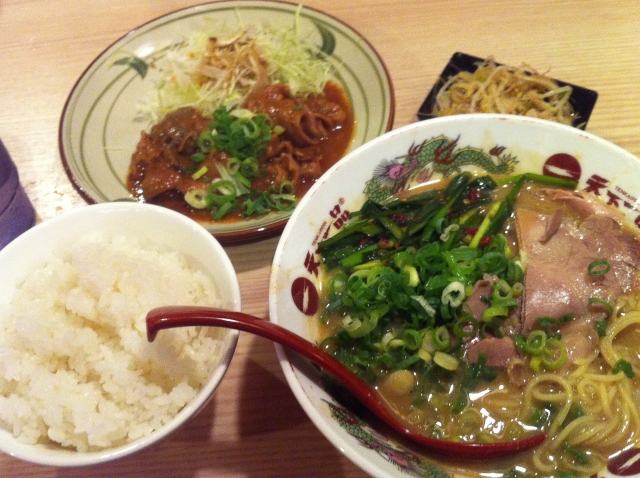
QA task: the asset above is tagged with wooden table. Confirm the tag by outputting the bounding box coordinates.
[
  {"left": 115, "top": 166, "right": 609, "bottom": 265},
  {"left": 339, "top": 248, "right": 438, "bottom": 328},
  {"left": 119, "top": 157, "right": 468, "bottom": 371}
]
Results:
[{"left": 1, "top": 0, "right": 639, "bottom": 476}]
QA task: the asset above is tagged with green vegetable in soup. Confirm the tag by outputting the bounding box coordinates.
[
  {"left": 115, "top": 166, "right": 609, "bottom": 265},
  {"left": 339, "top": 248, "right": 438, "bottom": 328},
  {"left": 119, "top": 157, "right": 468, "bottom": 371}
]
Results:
[{"left": 316, "top": 171, "right": 578, "bottom": 424}]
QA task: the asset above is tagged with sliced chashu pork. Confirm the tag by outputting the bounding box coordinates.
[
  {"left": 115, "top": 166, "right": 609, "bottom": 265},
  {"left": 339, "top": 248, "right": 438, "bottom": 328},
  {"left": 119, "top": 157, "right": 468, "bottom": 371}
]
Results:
[
  {"left": 516, "top": 188, "right": 640, "bottom": 363},
  {"left": 464, "top": 275, "right": 523, "bottom": 367}
]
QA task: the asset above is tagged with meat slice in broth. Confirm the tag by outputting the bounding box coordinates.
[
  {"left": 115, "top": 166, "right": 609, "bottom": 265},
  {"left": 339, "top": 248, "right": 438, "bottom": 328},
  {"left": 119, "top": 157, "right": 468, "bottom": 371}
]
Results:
[
  {"left": 466, "top": 336, "right": 519, "bottom": 367},
  {"left": 516, "top": 189, "right": 640, "bottom": 363},
  {"left": 464, "top": 274, "right": 498, "bottom": 321}
]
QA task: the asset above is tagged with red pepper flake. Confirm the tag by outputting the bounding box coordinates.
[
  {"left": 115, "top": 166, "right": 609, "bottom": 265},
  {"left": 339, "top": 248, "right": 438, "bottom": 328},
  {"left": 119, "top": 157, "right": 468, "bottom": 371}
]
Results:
[
  {"left": 464, "top": 228, "right": 478, "bottom": 236},
  {"left": 479, "top": 236, "right": 493, "bottom": 248},
  {"left": 469, "top": 188, "right": 480, "bottom": 202},
  {"left": 378, "top": 238, "right": 394, "bottom": 249}
]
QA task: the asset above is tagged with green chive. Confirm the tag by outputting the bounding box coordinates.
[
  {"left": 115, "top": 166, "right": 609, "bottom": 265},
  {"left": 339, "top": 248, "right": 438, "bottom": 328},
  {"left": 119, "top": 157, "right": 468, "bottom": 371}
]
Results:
[
  {"left": 612, "top": 358, "right": 635, "bottom": 378},
  {"left": 588, "top": 259, "right": 610, "bottom": 276},
  {"left": 589, "top": 296, "right": 613, "bottom": 315}
]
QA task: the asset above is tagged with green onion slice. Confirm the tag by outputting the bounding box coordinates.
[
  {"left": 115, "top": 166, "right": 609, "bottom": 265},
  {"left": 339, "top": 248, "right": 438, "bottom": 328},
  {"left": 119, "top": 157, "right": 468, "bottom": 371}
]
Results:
[
  {"left": 197, "top": 131, "right": 214, "bottom": 153},
  {"left": 441, "top": 281, "right": 466, "bottom": 307},
  {"left": 612, "top": 358, "right": 635, "bottom": 378},
  {"left": 191, "top": 166, "right": 208, "bottom": 180},
  {"left": 432, "top": 326, "right": 451, "bottom": 351},
  {"left": 525, "top": 330, "right": 547, "bottom": 355},
  {"left": 481, "top": 305, "right": 509, "bottom": 322},
  {"left": 453, "top": 316, "right": 479, "bottom": 338},
  {"left": 588, "top": 259, "right": 610, "bottom": 276},
  {"left": 434, "top": 351, "right": 459, "bottom": 371},
  {"left": 184, "top": 189, "right": 208, "bottom": 209},
  {"left": 589, "top": 296, "right": 613, "bottom": 315},
  {"left": 212, "top": 200, "right": 237, "bottom": 220},
  {"left": 541, "top": 338, "right": 567, "bottom": 369}
]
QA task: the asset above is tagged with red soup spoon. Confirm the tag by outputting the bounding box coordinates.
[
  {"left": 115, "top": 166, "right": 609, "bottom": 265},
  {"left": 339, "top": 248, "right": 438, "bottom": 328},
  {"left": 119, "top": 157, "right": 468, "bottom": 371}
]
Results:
[{"left": 146, "top": 305, "right": 546, "bottom": 459}]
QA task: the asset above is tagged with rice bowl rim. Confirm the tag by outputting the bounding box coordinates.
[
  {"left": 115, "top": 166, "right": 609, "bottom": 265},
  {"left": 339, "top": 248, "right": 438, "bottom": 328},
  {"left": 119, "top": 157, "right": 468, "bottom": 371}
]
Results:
[{"left": 0, "top": 202, "right": 241, "bottom": 467}]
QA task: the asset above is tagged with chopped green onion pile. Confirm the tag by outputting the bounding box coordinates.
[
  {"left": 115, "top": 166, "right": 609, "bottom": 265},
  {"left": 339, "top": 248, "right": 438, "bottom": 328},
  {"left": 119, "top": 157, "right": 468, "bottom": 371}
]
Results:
[
  {"left": 317, "top": 172, "right": 579, "bottom": 410},
  {"left": 184, "top": 106, "right": 298, "bottom": 219}
]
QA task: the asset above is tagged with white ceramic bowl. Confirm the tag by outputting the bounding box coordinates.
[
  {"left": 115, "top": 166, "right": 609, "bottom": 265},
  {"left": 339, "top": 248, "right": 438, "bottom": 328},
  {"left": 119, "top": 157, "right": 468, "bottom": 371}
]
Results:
[
  {"left": 269, "top": 114, "right": 640, "bottom": 478},
  {"left": 0, "top": 202, "right": 241, "bottom": 466}
]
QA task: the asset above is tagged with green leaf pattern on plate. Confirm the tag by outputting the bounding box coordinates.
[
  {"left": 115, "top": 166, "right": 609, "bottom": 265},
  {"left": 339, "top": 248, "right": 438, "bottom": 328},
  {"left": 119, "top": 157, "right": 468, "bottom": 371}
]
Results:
[
  {"left": 112, "top": 56, "right": 149, "bottom": 79},
  {"left": 315, "top": 21, "right": 336, "bottom": 57}
]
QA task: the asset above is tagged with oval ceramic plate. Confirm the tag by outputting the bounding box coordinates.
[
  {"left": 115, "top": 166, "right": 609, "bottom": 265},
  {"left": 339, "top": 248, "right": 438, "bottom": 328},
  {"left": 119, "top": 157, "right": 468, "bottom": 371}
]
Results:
[
  {"left": 269, "top": 114, "right": 640, "bottom": 478},
  {"left": 59, "top": 0, "right": 394, "bottom": 245}
]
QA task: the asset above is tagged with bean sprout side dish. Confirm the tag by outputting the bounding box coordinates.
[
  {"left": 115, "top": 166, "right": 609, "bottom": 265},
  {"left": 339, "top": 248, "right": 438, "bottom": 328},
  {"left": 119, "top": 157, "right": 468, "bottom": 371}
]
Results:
[{"left": 432, "top": 57, "right": 579, "bottom": 126}]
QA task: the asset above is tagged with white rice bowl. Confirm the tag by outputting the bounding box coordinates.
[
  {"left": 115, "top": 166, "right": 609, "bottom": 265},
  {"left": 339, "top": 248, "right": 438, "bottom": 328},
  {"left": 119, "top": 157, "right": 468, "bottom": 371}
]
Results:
[{"left": 0, "top": 202, "right": 241, "bottom": 466}]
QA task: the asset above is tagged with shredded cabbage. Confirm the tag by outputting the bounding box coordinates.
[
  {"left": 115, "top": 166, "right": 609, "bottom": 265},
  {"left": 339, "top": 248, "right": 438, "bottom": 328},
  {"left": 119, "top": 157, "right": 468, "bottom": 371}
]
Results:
[{"left": 138, "top": 17, "right": 334, "bottom": 124}]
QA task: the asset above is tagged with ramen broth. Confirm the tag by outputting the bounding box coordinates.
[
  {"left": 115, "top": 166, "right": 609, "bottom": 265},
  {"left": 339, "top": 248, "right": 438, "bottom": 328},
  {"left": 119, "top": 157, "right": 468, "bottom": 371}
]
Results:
[{"left": 316, "top": 174, "right": 640, "bottom": 477}]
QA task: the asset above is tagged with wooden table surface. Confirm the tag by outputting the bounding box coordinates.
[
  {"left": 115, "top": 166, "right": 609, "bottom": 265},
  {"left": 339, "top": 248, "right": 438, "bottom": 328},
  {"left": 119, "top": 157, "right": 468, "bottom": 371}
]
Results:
[{"left": 2, "top": 0, "right": 639, "bottom": 476}]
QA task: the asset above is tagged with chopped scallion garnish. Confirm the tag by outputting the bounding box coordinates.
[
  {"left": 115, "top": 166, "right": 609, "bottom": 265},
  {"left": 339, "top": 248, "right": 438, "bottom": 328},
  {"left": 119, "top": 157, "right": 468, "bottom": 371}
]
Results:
[
  {"left": 612, "top": 358, "right": 635, "bottom": 378},
  {"left": 588, "top": 259, "right": 610, "bottom": 276}
]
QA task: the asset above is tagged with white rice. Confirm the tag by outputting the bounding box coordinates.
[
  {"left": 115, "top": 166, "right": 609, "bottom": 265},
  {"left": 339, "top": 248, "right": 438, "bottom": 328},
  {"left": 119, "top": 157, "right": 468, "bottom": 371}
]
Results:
[{"left": 0, "top": 235, "right": 226, "bottom": 452}]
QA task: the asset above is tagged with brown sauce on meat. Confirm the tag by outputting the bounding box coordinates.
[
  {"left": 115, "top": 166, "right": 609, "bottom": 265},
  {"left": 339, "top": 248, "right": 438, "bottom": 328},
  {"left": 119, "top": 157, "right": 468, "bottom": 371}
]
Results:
[{"left": 126, "top": 81, "right": 354, "bottom": 223}]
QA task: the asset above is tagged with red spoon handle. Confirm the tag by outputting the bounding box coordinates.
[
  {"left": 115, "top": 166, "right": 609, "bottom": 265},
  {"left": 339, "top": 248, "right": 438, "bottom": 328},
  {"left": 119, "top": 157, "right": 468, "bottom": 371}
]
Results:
[{"left": 146, "top": 306, "right": 545, "bottom": 458}]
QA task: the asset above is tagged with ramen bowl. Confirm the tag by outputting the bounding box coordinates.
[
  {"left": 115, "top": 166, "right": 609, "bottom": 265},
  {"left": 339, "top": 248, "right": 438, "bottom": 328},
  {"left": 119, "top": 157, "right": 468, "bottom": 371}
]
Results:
[
  {"left": 59, "top": 1, "right": 394, "bottom": 245},
  {"left": 0, "top": 202, "right": 241, "bottom": 466},
  {"left": 269, "top": 114, "right": 640, "bottom": 477}
]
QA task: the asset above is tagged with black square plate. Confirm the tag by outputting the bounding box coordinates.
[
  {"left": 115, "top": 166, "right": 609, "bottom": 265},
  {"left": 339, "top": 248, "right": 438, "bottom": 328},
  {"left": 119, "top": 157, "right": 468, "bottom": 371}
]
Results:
[{"left": 417, "top": 52, "right": 598, "bottom": 130}]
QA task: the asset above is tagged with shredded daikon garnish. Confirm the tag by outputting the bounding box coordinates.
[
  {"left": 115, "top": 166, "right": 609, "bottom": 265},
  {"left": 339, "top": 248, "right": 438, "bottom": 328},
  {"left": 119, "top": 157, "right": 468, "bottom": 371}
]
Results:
[
  {"left": 138, "top": 17, "right": 334, "bottom": 124},
  {"left": 432, "top": 57, "right": 578, "bottom": 126}
]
